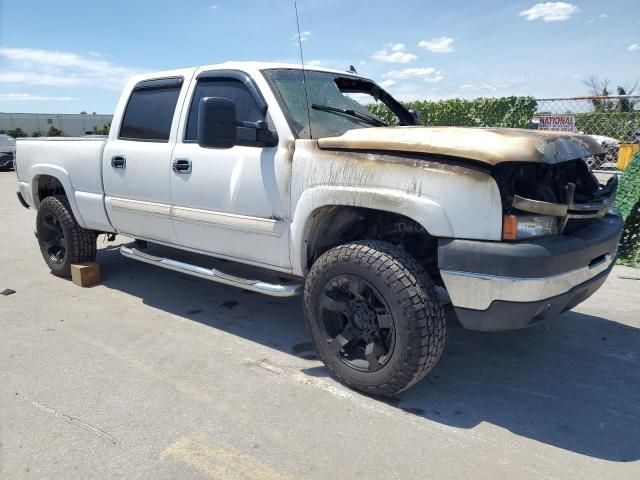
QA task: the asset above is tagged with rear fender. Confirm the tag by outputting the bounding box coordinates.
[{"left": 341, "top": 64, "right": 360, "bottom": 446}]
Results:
[{"left": 29, "top": 164, "right": 88, "bottom": 229}]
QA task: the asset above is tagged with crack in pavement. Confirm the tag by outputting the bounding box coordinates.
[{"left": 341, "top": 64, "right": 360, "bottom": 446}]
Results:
[{"left": 21, "top": 396, "right": 119, "bottom": 447}]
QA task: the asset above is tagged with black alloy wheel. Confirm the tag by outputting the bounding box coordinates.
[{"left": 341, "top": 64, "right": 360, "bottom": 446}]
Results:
[
  {"left": 39, "top": 211, "right": 67, "bottom": 264},
  {"left": 318, "top": 274, "right": 395, "bottom": 372}
]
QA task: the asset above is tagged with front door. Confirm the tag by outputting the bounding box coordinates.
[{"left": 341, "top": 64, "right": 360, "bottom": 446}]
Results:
[{"left": 169, "top": 70, "right": 291, "bottom": 268}]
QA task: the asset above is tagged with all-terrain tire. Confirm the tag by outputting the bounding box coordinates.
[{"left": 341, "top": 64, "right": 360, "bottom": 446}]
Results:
[
  {"left": 36, "top": 195, "right": 96, "bottom": 277},
  {"left": 304, "top": 240, "right": 446, "bottom": 397}
]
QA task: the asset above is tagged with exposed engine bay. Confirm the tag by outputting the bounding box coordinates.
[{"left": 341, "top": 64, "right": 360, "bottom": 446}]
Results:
[{"left": 492, "top": 158, "right": 617, "bottom": 234}]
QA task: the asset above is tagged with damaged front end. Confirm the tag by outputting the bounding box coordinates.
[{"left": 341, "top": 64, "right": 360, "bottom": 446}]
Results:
[
  {"left": 492, "top": 158, "right": 618, "bottom": 239},
  {"left": 439, "top": 156, "right": 623, "bottom": 331}
]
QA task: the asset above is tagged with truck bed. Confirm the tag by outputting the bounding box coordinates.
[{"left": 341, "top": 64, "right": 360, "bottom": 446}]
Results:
[{"left": 16, "top": 136, "right": 112, "bottom": 231}]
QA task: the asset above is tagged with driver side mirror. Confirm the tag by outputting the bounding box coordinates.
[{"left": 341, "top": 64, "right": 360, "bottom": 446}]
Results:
[
  {"left": 198, "top": 97, "right": 237, "bottom": 149},
  {"left": 197, "top": 96, "right": 279, "bottom": 149}
]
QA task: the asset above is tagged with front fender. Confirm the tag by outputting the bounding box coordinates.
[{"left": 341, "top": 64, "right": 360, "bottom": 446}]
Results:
[{"left": 289, "top": 186, "right": 454, "bottom": 276}]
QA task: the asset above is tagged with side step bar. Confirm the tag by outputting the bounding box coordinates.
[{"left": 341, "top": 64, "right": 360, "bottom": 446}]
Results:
[{"left": 119, "top": 246, "right": 303, "bottom": 297}]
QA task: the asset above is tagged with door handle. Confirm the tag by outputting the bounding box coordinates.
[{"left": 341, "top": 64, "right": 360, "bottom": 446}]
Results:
[
  {"left": 173, "top": 158, "right": 192, "bottom": 174},
  {"left": 111, "top": 155, "right": 126, "bottom": 169}
]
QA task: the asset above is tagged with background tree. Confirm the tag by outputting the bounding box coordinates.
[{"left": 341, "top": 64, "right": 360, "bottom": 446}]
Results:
[
  {"left": 46, "top": 125, "right": 65, "bottom": 137},
  {"left": 6, "top": 127, "right": 28, "bottom": 138},
  {"left": 615, "top": 86, "right": 639, "bottom": 112},
  {"left": 584, "top": 76, "right": 638, "bottom": 112},
  {"left": 92, "top": 123, "right": 110, "bottom": 135}
]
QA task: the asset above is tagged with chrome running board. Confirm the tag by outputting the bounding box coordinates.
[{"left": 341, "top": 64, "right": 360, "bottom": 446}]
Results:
[{"left": 119, "top": 246, "right": 303, "bottom": 297}]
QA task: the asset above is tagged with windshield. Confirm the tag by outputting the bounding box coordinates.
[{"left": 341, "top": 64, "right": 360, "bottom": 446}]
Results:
[{"left": 262, "top": 68, "right": 414, "bottom": 139}]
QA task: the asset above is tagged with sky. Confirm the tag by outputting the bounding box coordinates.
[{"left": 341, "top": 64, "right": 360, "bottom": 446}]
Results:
[{"left": 0, "top": 0, "right": 638, "bottom": 114}]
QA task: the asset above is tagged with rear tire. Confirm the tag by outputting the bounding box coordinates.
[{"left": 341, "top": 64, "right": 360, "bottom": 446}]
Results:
[
  {"left": 304, "top": 240, "right": 446, "bottom": 397},
  {"left": 36, "top": 196, "right": 96, "bottom": 277}
]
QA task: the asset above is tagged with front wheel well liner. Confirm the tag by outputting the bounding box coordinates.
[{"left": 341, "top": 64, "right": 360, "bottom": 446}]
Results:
[{"left": 305, "top": 205, "right": 440, "bottom": 278}]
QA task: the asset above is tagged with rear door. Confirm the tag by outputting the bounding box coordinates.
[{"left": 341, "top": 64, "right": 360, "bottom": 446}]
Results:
[{"left": 102, "top": 74, "right": 191, "bottom": 242}]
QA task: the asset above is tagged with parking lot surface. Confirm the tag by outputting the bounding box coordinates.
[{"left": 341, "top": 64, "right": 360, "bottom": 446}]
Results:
[{"left": 1, "top": 171, "right": 639, "bottom": 479}]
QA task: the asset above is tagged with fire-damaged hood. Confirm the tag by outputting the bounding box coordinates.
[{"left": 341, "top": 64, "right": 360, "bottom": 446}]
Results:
[{"left": 317, "top": 126, "right": 605, "bottom": 166}]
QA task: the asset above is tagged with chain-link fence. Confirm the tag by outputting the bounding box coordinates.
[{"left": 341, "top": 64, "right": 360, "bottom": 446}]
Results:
[{"left": 534, "top": 95, "right": 640, "bottom": 172}]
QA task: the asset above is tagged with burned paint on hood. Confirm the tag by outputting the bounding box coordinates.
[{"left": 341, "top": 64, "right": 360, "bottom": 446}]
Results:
[{"left": 317, "top": 126, "right": 605, "bottom": 166}]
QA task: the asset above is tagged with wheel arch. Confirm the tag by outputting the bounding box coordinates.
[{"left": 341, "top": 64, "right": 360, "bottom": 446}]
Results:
[
  {"left": 30, "top": 165, "right": 87, "bottom": 229},
  {"left": 290, "top": 186, "right": 453, "bottom": 276}
]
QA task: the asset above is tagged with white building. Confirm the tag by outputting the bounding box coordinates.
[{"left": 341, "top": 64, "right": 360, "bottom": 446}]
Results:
[{"left": 0, "top": 112, "right": 113, "bottom": 137}]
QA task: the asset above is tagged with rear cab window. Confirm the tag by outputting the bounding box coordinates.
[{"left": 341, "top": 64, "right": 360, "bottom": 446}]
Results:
[{"left": 119, "top": 77, "right": 183, "bottom": 142}]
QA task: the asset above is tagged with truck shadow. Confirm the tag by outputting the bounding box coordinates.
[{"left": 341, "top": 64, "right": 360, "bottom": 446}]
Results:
[
  {"left": 96, "top": 244, "right": 640, "bottom": 463},
  {"left": 371, "top": 313, "right": 640, "bottom": 463}
]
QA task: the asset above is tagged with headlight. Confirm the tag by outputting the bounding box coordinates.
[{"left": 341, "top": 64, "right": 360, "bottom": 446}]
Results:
[{"left": 503, "top": 214, "right": 558, "bottom": 240}]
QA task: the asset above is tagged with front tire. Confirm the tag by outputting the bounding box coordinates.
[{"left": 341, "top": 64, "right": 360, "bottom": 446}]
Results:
[
  {"left": 304, "top": 241, "right": 446, "bottom": 397},
  {"left": 36, "top": 196, "right": 96, "bottom": 277}
]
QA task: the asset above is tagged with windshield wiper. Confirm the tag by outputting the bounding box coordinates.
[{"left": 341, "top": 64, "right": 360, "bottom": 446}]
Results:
[{"left": 311, "top": 104, "right": 387, "bottom": 127}]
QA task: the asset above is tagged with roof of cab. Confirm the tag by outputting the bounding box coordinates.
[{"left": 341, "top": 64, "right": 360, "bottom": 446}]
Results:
[{"left": 130, "top": 61, "right": 366, "bottom": 84}]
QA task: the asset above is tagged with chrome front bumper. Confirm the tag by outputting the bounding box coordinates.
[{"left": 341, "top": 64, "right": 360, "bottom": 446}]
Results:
[
  {"left": 440, "top": 252, "right": 614, "bottom": 311},
  {"left": 438, "top": 214, "right": 623, "bottom": 331}
]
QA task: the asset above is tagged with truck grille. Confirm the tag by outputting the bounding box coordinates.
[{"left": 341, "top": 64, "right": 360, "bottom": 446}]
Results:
[{"left": 563, "top": 217, "right": 595, "bottom": 234}]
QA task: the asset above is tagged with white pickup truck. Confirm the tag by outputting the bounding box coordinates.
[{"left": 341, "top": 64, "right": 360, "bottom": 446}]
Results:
[{"left": 15, "top": 62, "right": 622, "bottom": 396}]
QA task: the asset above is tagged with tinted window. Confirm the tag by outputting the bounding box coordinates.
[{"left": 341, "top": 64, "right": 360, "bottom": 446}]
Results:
[
  {"left": 120, "top": 79, "right": 182, "bottom": 141},
  {"left": 185, "top": 79, "right": 264, "bottom": 141}
]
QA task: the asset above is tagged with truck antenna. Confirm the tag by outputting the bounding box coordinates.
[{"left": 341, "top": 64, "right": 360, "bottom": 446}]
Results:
[{"left": 294, "top": 1, "right": 313, "bottom": 138}]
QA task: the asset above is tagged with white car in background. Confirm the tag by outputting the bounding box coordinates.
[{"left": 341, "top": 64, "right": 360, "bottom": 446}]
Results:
[
  {"left": 587, "top": 134, "right": 620, "bottom": 170},
  {"left": 0, "top": 134, "right": 16, "bottom": 170}
]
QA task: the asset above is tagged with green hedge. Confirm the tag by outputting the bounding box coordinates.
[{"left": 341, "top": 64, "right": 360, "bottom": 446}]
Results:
[
  {"left": 367, "top": 96, "right": 538, "bottom": 128},
  {"left": 614, "top": 150, "right": 640, "bottom": 267},
  {"left": 368, "top": 97, "right": 639, "bottom": 142}
]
